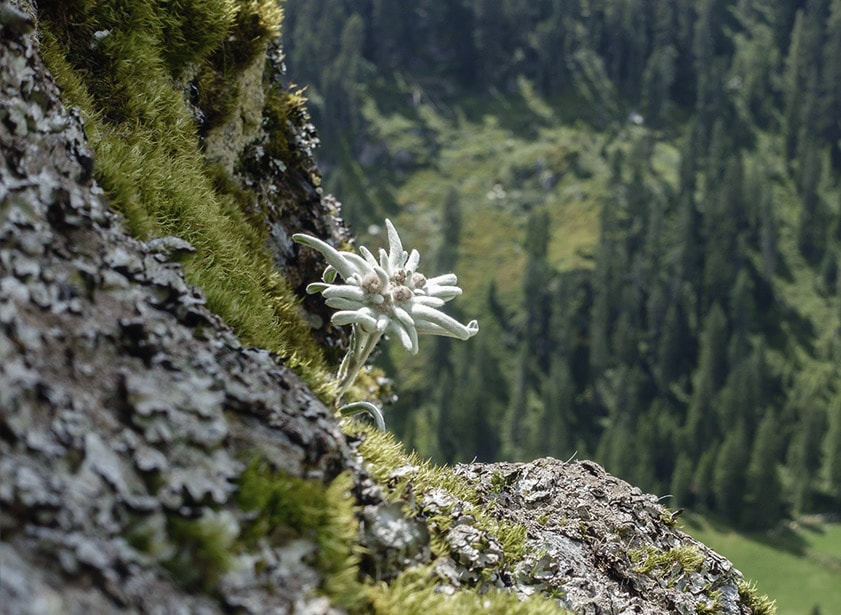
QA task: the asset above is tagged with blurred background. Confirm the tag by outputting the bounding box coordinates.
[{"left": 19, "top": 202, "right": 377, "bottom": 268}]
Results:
[{"left": 281, "top": 2, "right": 841, "bottom": 612}]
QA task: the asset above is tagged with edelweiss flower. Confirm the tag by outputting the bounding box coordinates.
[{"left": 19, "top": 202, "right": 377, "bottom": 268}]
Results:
[{"left": 294, "top": 219, "right": 478, "bottom": 399}]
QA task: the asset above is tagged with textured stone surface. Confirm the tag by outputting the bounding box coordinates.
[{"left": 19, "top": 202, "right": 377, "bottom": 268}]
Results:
[
  {"left": 460, "top": 459, "right": 750, "bottom": 614},
  {"left": 0, "top": 7, "right": 351, "bottom": 613}
]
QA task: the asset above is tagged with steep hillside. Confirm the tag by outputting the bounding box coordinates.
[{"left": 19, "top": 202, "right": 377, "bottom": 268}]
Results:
[{"left": 283, "top": 0, "right": 841, "bottom": 536}]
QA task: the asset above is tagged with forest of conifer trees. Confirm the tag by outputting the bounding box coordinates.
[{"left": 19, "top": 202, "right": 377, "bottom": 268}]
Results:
[{"left": 282, "top": 0, "right": 841, "bottom": 531}]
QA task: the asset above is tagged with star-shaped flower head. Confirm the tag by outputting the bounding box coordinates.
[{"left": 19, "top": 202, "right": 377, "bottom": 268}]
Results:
[{"left": 294, "top": 219, "right": 478, "bottom": 356}]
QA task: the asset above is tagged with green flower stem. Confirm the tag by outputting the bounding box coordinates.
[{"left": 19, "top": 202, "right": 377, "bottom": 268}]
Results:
[{"left": 336, "top": 326, "right": 382, "bottom": 402}]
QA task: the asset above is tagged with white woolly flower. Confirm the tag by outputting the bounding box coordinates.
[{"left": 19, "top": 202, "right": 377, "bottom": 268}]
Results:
[
  {"left": 294, "top": 219, "right": 478, "bottom": 353},
  {"left": 293, "top": 219, "right": 478, "bottom": 407}
]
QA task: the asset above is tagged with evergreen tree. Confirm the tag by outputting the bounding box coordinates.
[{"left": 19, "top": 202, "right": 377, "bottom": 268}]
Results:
[
  {"left": 821, "top": 0, "right": 841, "bottom": 169},
  {"left": 713, "top": 424, "right": 749, "bottom": 525},
  {"left": 371, "top": 0, "right": 412, "bottom": 71},
  {"left": 685, "top": 303, "right": 728, "bottom": 457},
  {"left": 641, "top": 45, "right": 677, "bottom": 127},
  {"left": 693, "top": 445, "right": 719, "bottom": 511},
  {"left": 655, "top": 286, "right": 695, "bottom": 391},
  {"left": 429, "top": 189, "right": 463, "bottom": 380},
  {"left": 758, "top": 182, "right": 778, "bottom": 282},
  {"left": 787, "top": 403, "right": 827, "bottom": 514},
  {"left": 472, "top": 0, "right": 509, "bottom": 89},
  {"left": 671, "top": 452, "right": 695, "bottom": 508},
  {"left": 824, "top": 394, "right": 841, "bottom": 501},
  {"left": 742, "top": 411, "right": 784, "bottom": 529},
  {"left": 781, "top": 10, "right": 807, "bottom": 162},
  {"left": 540, "top": 355, "right": 576, "bottom": 459}
]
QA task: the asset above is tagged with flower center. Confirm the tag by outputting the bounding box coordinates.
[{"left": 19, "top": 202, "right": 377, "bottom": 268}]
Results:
[
  {"left": 361, "top": 272, "right": 384, "bottom": 294},
  {"left": 391, "top": 285, "right": 414, "bottom": 303}
]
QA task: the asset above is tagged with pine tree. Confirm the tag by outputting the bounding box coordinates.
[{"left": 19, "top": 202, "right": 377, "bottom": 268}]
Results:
[
  {"left": 540, "top": 355, "right": 576, "bottom": 459},
  {"left": 787, "top": 403, "right": 827, "bottom": 514},
  {"left": 429, "top": 189, "right": 463, "bottom": 380},
  {"left": 824, "top": 394, "right": 841, "bottom": 501},
  {"left": 472, "top": 0, "right": 509, "bottom": 90},
  {"left": 371, "top": 0, "right": 412, "bottom": 71},
  {"left": 693, "top": 445, "right": 719, "bottom": 511},
  {"left": 713, "top": 424, "right": 749, "bottom": 525},
  {"left": 641, "top": 45, "right": 677, "bottom": 127},
  {"left": 655, "top": 287, "right": 695, "bottom": 391},
  {"left": 671, "top": 452, "right": 695, "bottom": 508},
  {"left": 781, "top": 10, "right": 807, "bottom": 162},
  {"left": 742, "top": 411, "right": 784, "bottom": 529},
  {"left": 685, "top": 303, "right": 728, "bottom": 457},
  {"left": 821, "top": 0, "right": 841, "bottom": 168}
]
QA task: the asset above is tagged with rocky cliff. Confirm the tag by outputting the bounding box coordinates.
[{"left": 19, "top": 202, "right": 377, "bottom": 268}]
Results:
[{"left": 0, "top": 2, "right": 774, "bottom": 613}]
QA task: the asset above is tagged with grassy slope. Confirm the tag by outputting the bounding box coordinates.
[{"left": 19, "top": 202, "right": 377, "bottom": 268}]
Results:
[
  {"left": 359, "top": 80, "right": 607, "bottom": 315},
  {"left": 685, "top": 516, "right": 841, "bottom": 615}
]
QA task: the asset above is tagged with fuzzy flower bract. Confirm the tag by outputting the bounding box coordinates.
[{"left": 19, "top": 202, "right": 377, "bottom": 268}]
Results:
[{"left": 294, "top": 219, "right": 478, "bottom": 403}]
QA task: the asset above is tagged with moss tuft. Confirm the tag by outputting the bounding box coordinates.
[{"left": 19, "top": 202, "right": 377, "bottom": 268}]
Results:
[
  {"left": 165, "top": 509, "right": 239, "bottom": 592},
  {"left": 369, "top": 566, "right": 570, "bottom": 615},
  {"left": 355, "top": 426, "right": 528, "bottom": 565},
  {"left": 630, "top": 545, "right": 705, "bottom": 575},
  {"left": 738, "top": 580, "right": 777, "bottom": 615},
  {"left": 237, "top": 461, "right": 368, "bottom": 611}
]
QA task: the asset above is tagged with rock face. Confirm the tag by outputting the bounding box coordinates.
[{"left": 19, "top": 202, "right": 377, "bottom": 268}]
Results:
[
  {"left": 0, "top": 3, "right": 772, "bottom": 614},
  {"left": 459, "top": 459, "right": 750, "bottom": 614},
  {"left": 0, "top": 8, "right": 352, "bottom": 613}
]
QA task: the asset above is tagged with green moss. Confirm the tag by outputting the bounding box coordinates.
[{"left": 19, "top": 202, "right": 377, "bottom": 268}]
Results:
[
  {"left": 263, "top": 85, "right": 310, "bottom": 169},
  {"left": 356, "top": 426, "right": 528, "bottom": 565},
  {"left": 37, "top": 1, "right": 333, "bottom": 397},
  {"left": 738, "top": 580, "right": 778, "bottom": 615},
  {"left": 695, "top": 590, "right": 722, "bottom": 615},
  {"left": 368, "top": 566, "right": 571, "bottom": 615},
  {"left": 194, "top": 0, "right": 282, "bottom": 131},
  {"left": 237, "top": 461, "right": 368, "bottom": 611},
  {"left": 630, "top": 545, "right": 705, "bottom": 575},
  {"left": 165, "top": 509, "right": 239, "bottom": 592}
]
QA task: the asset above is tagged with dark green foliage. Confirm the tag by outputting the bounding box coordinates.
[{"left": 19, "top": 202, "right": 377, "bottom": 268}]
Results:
[
  {"left": 284, "top": 0, "right": 841, "bottom": 529},
  {"left": 743, "top": 412, "right": 784, "bottom": 529},
  {"left": 825, "top": 395, "right": 841, "bottom": 500},
  {"left": 714, "top": 426, "right": 749, "bottom": 525}
]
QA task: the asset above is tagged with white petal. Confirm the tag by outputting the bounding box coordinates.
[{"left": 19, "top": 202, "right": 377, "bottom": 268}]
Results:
[
  {"left": 425, "top": 285, "right": 463, "bottom": 300},
  {"left": 325, "top": 297, "right": 366, "bottom": 310},
  {"left": 322, "top": 285, "right": 366, "bottom": 302},
  {"left": 293, "top": 233, "right": 358, "bottom": 280},
  {"left": 414, "top": 321, "right": 456, "bottom": 337},
  {"left": 374, "top": 263, "right": 390, "bottom": 288},
  {"left": 425, "top": 273, "right": 458, "bottom": 287},
  {"left": 332, "top": 310, "right": 379, "bottom": 331},
  {"left": 411, "top": 304, "right": 478, "bottom": 340},
  {"left": 385, "top": 219, "right": 404, "bottom": 268},
  {"left": 405, "top": 249, "right": 420, "bottom": 272},
  {"left": 343, "top": 252, "right": 376, "bottom": 276},
  {"left": 359, "top": 245, "right": 378, "bottom": 267},
  {"left": 412, "top": 295, "right": 446, "bottom": 308},
  {"left": 415, "top": 318, "right": 478, "bottom": 339},
  {"left": 393, "top": 305, "right": 416, "bottom": 330},
  {"left": 387, "top": 319, "right": 418, "bottom": 353}
]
